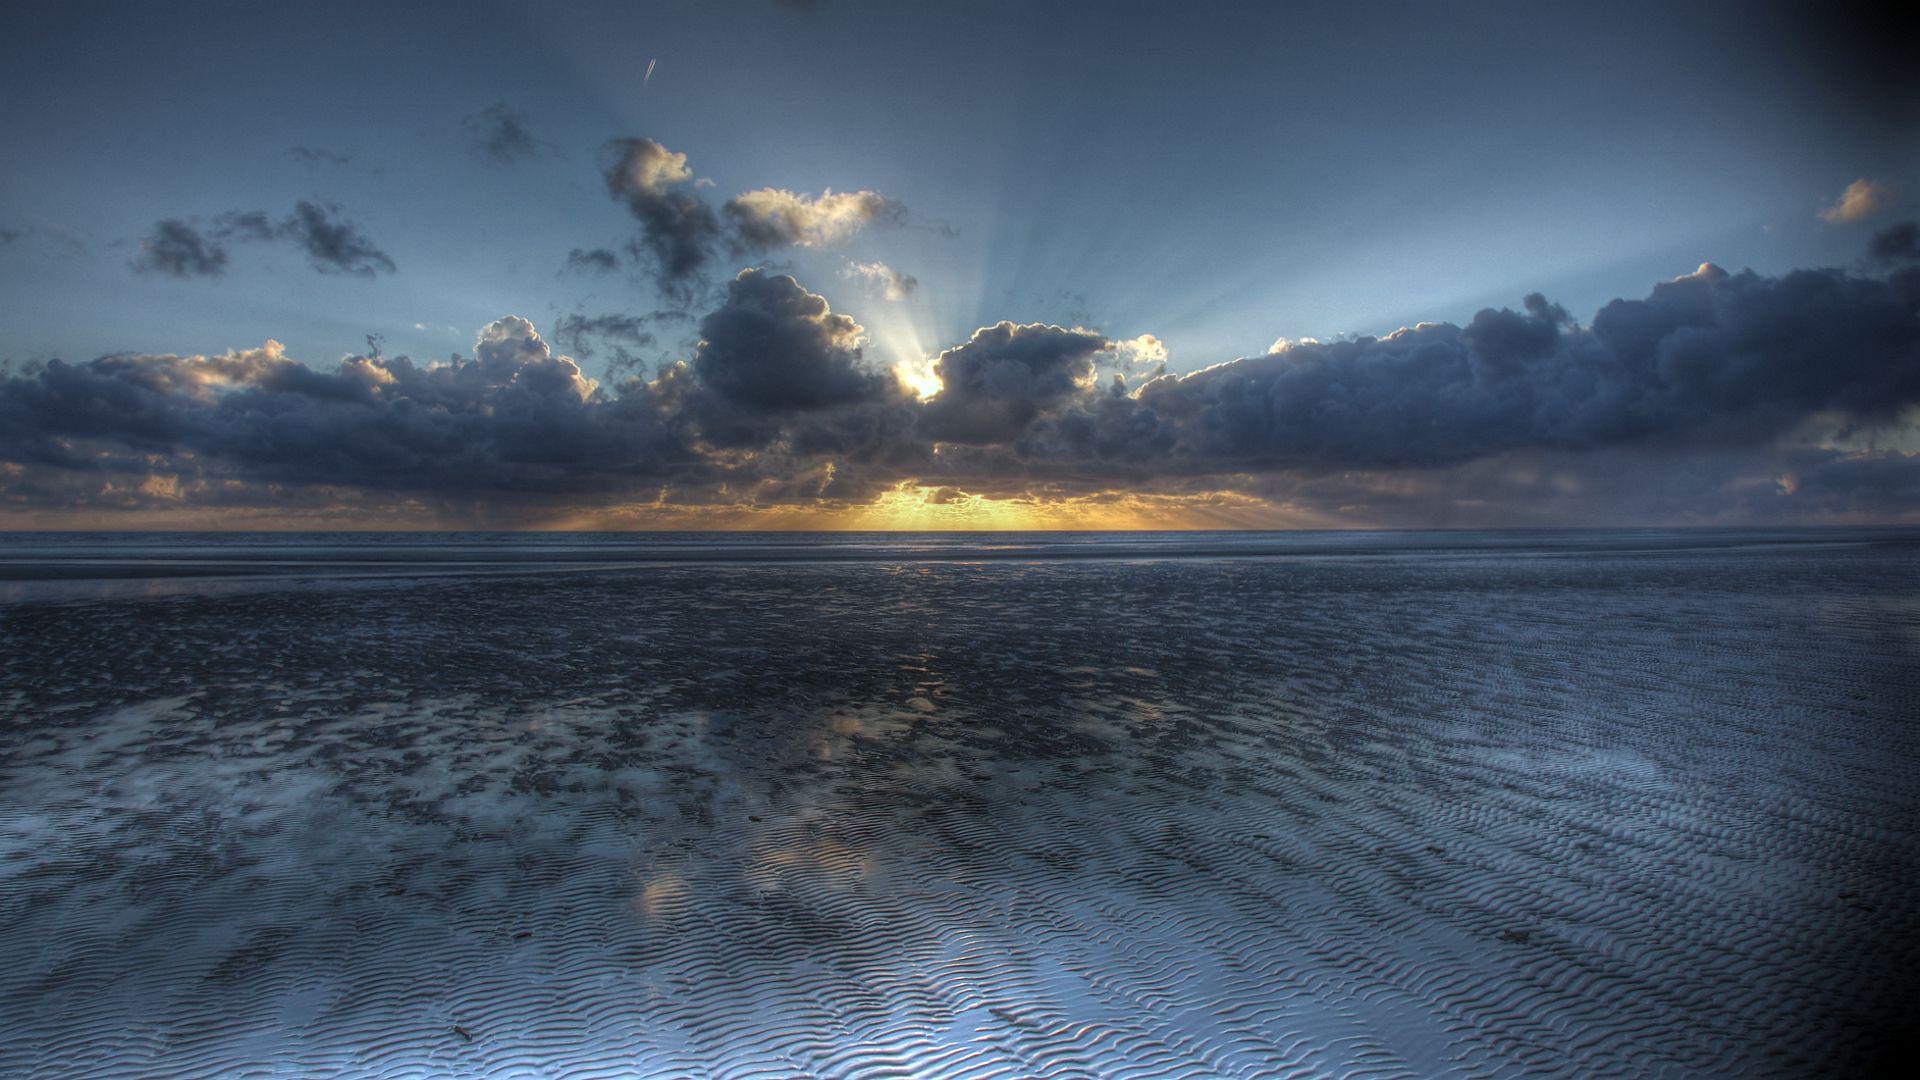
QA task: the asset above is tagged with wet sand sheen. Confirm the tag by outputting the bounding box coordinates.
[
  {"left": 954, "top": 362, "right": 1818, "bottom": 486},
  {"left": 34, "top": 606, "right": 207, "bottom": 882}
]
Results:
[{"left": 2, "top": 531, "right": 1917, "bottom": 1077}]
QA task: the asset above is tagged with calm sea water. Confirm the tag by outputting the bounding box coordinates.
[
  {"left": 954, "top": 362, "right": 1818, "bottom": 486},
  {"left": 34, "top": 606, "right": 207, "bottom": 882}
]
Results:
[{"left": 2, "top": 530, "right": 1917, "bottom": 1077}]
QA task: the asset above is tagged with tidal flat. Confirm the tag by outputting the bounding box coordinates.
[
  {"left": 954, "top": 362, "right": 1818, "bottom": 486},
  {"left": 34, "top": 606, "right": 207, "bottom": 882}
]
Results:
[{"left": 2, "top": 530, "right": 1916, "bottom": 1078}]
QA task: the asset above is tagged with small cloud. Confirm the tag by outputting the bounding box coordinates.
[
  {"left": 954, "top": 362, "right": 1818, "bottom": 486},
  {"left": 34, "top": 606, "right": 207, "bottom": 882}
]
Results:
[
  {"left": 601, "top": 137, "right": 721, "bottom": 286},
  {"left": 288, "top": 146, "right": 354, "bottom": 168},
  {"left": 726, "top": 188, "right": 904, "bottom": 251},
  {"left": 465, "top": 102, "right": 548, "bottom": 165},
  {"left": 565, "top": 247, "right": 621, "bottom": 275},
  {"left": 281, "top": 201, "right": 396, "bottom": 276},
  {"left": 845, "top": 260, "right": 917, "bottom": 301},
  {"left": 134, "top": 203, "right": 395, "bottom": 279},
  {"left": 1820, "top": 178, "right": 1898, "bottom": 224},
  {"left": 598, "top": 137, "right": 905, "bottom": 291},
  {"left": 132, "top": 220, "right": 228, "bottom": 277}
]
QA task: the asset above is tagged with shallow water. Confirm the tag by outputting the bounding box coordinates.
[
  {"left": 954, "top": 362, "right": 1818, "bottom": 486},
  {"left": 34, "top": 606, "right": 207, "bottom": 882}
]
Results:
[{"left": 2, "top": 530, "right": 1916, "bottom": 1077}]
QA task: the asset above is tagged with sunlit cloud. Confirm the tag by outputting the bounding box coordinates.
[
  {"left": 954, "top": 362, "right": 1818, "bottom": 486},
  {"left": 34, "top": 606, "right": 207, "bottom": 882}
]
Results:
[
  {"left": 891, "top": 355, "right": 943, "bottom": 400},
  {"left": 726, "top": 189, "right": 904, "bottom": 250},
  {"left": 5, "top": 242, "right": 1919, "bottom": 528},
  {"left": 1820, "top": 178, "right": 1898, "bottom": 224},
  {"left": 845, "top": 260, "right": 918, "bottom": 301},
  {"left": 600, "top": 139, "right": 905, "bottom": 286}
]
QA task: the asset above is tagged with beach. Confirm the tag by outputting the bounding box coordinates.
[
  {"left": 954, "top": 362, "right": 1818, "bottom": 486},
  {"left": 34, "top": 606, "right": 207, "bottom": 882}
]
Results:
[{"left": 2, "top": 530, "right": 1916, "bottom": 1077}]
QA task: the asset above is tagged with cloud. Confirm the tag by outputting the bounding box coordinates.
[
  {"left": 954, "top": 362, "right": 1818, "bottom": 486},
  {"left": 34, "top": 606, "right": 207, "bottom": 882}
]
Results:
[
  {"left": 1820, "top": 178, "right": 1898, "bottom": 224},
  {"left": 725, "top": 189, "right": 904, "bottom": 251},
  {"left": 280, "top": 201, "right": 396, "bottom": 276},
  {"left": 1101, "top": 334, "right": 1169, "bottom": 384},
  {"left": 919, "top": 322, "right": 1110, "bottom": 444},
  {"left": 133, "top": 203, "right": 395, "bottom": 279},
  {"left": 845, "top": 260, "right": 917, "bottom": 300},
  {"left": 1869, "top": 221, "right": 1919, "bottom": 263},
  {"left": 602, "top": 138, "right": 722, "bottom": 285},
  {"left": 132, "top": 220, "right": 229, "bottom": 277},
  {"left": 600, "top": 138, "right": 905, "bottom": 286},
  {"left": 551, "top": 312, "right": 657, "bottom": 376},
  {"left": 564, "top": 247, "right": 621, "bottom": 274},
  {"left": 465, "top": 102, "right": 547, "bottom": 164},
  {"left": 10, "top": 247, "right": 1920, "bottom": 525},
  {"left": 1130, "top": 263, "right": 1918, "bottom": 469},
  {"left": 688, "top": 268, "right": 891, "bottom": 413},
  {"left": 0, "top": 320, "right": 684, "bottom": 506}
]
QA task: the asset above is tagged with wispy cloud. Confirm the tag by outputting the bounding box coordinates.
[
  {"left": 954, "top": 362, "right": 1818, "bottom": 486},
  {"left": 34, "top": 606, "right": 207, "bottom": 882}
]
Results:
[
  {"left": 131, "top": 202, "right": 395, "bottom": 279},
  {"left": 845, "top": 260, "right": 917, "bottom": 300},
  {"left": 465, "top": 102, "right": 551, "bottom": 165}
]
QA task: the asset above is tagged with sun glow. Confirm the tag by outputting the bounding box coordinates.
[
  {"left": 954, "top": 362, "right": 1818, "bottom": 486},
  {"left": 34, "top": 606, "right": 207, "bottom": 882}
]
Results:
[
  {"left": 892, "top": 357, "right": 944, "bottom": 400},
  {"left": 850, "top": 482, "right": 1036, "bottom": 529},
  {"left": 837, "top": 482, "right": 1313, "bottom": 531}
]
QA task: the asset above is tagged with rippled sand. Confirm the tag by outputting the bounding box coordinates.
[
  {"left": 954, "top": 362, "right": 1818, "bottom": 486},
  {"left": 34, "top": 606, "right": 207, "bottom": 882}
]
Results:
[{"left": 2, "top": 533, "right": 1916, "bottom": 1077}]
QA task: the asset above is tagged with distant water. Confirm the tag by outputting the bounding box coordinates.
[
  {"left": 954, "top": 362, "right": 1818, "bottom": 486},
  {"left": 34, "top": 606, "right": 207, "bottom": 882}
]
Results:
[{"left": 2, "top": 530, "right": 1917, "bottom": 1077}]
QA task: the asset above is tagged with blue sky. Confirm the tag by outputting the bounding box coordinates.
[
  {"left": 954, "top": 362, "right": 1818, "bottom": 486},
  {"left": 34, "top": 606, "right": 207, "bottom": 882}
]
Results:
[
  {"left": 4, "top": 0, "right": 1907, "bottom": 373},
  {"left": 1, "top": 0, "right": 1916, "bottom": 527}
]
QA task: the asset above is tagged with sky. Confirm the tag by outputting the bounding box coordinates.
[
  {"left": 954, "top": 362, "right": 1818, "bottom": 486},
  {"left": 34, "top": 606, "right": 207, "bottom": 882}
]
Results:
[{"left": 1, "top": 0, "right": 1917, "bottom": 529}]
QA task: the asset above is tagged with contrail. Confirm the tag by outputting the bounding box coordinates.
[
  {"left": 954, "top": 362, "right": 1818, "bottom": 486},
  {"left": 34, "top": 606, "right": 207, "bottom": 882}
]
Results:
[{"left": 645, "top": 58, "right": 656, "bottom": 87}]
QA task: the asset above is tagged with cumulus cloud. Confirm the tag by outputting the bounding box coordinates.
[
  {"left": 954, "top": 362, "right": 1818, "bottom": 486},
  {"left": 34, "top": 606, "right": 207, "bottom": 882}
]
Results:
[
  {"left": 465, "top": 102, "right": 546, "bottom": 164},
  {"left": 688, "top": 268, "right": 891, "bottom": 413},
  {"left": 600, "top": 138, "right": 905, "bottom": 286},
  {"left": 0, "top": 319, "right": 678, "bottom": 505},
  {"left": 919, "top": 322, "right": 1110, "bottom": 444},
  {"left": 10, "top": 246, "right": 1920, "bottom": 524},
  {"left": 845, "top": 260, "right": 917, "bottom": 300},
  {"left": 1820, "top": 178, "right": 1898, "bottom": 224},
  {"left": 1131, "top": 263, "right": 1918, "bottom": 468}
]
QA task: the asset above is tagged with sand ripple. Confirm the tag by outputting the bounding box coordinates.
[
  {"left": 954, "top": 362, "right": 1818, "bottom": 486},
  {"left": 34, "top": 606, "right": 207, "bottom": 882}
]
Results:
[{"left": 2, "top": 537, "right": 1917, "bottom": 1076}]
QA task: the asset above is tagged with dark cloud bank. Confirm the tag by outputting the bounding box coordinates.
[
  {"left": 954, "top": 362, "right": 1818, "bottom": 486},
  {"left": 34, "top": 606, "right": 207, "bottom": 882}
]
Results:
[{"left": 9, "top": 233, "right": 1920, "bottom": 525}]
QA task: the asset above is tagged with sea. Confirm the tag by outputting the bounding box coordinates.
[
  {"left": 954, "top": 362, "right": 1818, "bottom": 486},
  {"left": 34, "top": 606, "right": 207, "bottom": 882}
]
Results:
[{"left": 2, "top": 529, "right": 1916, "bottom": 1077}]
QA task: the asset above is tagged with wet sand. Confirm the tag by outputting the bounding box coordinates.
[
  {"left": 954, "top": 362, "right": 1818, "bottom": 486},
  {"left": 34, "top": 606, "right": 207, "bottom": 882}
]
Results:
[{"left": 2, "top": 531, "right": 1916, "bottom": 1077}]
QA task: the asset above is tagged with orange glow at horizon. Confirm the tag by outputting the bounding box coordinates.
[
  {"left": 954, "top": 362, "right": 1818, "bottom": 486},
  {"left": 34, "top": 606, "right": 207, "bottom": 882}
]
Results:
[
  {"left": 0, "top": 478, "right": 1332, "bottom": 532},
  {"left": 837, "top": 482, "right": 1319, "bottom": 531}
]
